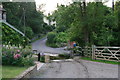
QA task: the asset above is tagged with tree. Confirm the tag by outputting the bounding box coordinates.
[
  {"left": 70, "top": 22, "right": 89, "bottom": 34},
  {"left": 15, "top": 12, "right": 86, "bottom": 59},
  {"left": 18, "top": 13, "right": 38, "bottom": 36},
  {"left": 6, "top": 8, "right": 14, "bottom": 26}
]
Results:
[
  {"left": 48, "top": 0, "right": 120, "bottom": 47},
  {"left": 2, "top": 2, "right": 51, "bottom": 39},
  {"left": 114, "top": 1, "right": 120, "bottom": 46}
]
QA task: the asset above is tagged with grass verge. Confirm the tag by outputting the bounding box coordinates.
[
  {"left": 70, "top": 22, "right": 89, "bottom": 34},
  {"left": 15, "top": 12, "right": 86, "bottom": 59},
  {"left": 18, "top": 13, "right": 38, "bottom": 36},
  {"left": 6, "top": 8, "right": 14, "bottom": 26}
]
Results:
[
  {"left": 2, "top": 66, "right": 28, "bottom": 79},
  {"left": 80, "top": 57, "right": 120, "bottom": 65}
]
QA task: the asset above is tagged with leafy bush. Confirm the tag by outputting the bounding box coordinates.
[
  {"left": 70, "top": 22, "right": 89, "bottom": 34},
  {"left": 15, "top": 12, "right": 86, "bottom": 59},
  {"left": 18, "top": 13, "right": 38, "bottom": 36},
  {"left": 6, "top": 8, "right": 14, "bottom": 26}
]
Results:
[
  {"left": 21, "top": 57, "right": 34, "bottom": 66},
  {"left": 2, "top": 47, "right": 34, "bottom": 67},
  {"left": 56, "top": 26, "right": 67, "bottom": 32},
  {"left": 46, "top": 32, "right": 69, "bottom": 48},
  {"left": 25, "top": 27, "right": 34, "bottom": 39},
  {"left": 21, "top": 49, "right": 33, "bottom": 58},
  {"left": 46, "top": 32, "right": 60, "bottom": 48},
  {"left": 40, "top": 56, "right": 45, "bottom": 62},
  {"left": 2, "top": 24, "right": 29, "bottom": 47},
  {"left": 46, "top": 42, "right": 59, "bottom": 48},
  {"left": 55, "top": 32, "right": 68, "bottom": 43},
  {"left": 50, "top": 56, "right": 60, "bottom": 60},
  {"left": 47, "top": 32, "right": 57, "bottom": 43},
  {"left": 59, "top": 54, "right": 70, "bottom": 59},
  {"left": 2, "top": 49, "right": 15, "bottom": 65}
]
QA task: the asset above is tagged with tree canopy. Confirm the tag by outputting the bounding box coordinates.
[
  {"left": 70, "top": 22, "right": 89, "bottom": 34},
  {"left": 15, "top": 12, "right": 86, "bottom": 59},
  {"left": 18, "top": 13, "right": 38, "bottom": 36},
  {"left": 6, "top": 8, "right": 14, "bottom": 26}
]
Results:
[
  {"left": 2, "top": 2, "right": 54, "bottom": 39},
  {"left": 50, "top": 1, "right": 120, "bottom": 47}
]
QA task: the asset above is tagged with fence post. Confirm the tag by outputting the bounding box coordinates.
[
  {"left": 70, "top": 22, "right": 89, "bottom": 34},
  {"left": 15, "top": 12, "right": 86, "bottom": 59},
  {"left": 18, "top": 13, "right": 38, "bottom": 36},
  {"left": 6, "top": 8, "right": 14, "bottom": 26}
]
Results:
[
  {"left": 84, "top": 46, "right": 87, "bottom": 57},
  {"left": 92, "top": 45, "right": 95, "bottom": 60}
]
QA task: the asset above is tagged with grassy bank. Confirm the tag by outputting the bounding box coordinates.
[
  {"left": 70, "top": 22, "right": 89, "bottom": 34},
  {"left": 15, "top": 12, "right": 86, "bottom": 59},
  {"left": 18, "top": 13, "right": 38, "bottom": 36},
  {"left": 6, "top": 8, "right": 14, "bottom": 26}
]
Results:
[
  {"left": 2, "top": 66, "right": 28, "bottom": 79},
  {"left": 80, "top": 57, "right": 120, "bottom": 65}
]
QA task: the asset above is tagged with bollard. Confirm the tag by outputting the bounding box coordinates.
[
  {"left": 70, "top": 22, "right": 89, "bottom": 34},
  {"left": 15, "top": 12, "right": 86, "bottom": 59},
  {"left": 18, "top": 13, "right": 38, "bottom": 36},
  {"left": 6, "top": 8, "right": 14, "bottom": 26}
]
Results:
[{"left": 38, "top": 53, "right": 40, "bottom": 61}]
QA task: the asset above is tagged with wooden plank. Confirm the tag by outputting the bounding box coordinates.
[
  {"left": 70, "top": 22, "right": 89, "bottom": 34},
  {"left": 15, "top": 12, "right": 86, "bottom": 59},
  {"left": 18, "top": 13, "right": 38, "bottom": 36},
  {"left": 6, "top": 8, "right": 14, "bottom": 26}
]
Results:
[
  {"left": 95, "top": 53, "right": 115, "bottom": 56},
  {"left": 95, "top": 55, "right": 119, "bottom": 60},
  {"left": 96, "top": 47, "right": 120, "bottom": 49},
  {"left": 95, "top": 53, "right": 120, "bottom": 56},
  {"left": 95, "top": 58, "right": 119, "bottom": 62},
  {"left": 95, "top": 55, "right": 117, "bottom": 58},
  {"left": 83, "top": 46, "right": 120, "bottom": 62},
  {"left": 95, "top": 50, "right": 120, "bottom": 52},
  {"left": 95, "top": 55, "right": 111, "bottom": 57}
]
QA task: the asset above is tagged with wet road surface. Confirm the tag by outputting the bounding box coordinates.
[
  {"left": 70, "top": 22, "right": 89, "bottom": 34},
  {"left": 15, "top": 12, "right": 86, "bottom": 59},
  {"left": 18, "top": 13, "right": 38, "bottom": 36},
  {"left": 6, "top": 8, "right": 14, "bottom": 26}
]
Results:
[
  {"left": 32, "top": 37, "right": 70, "bottom": 54},
  {"left": 33, "top": 59, "right": 118, "bottom": 78}
]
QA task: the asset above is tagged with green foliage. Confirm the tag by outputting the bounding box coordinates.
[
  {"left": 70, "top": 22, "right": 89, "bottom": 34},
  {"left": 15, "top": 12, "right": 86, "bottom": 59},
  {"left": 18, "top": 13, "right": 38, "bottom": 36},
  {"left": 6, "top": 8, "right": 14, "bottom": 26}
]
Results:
[
  {"left": 114, "top": 1, "right": 120, "bottom": 46},
  {"left": 25, "top": 27, "right": 34, "bottom": 39},
  {"left": 46, "top": 42, "right": 59, "bottom": 48},
  {"left": 47, "top": 32, "right": 69, "bottom": 48},
  {"left": 40, "top": 56, "right": 45, "bottom": 62},
  {"left": 47, "top": 32, "right": 57, "bottom": 43},
  {"left": 50, "top": 56, "right": 60, "bottom": 60},
  {"left": 2, "top": 2, "right": 54, "bottom": 39},
  {"left": 2, "top": 47, "right": 34, "bottom": 67},
  {"left": 43, "top": 23, "right": 54, "bottom": 33},
  {"left": 55, "top": 32, "right": 69, "bottom": 43},
  {"left": 80, "top": 57, "right": 120, "bottom": 65},
  {"left": 51, "top": 2, "right": 120, "bottom": 47},
  {"left": 52, "top": 4, "right": 76, "bottom": 32},
  {"left": 2, "top": 49, "right": 14, "bottom": 65},
  {"left": 59, "top": 54, "right": 70, "bottom": 59},
  {"left": 50, "top": 54, "right": 70, "bottom": 60},
  {"left": 2, "top": 23, "right": 29, "bottom": 47},
  {"left": 21, "top": 57, "right": 34, "bottom": 67},
  {"left": 56, "top": 26, "right": 67, "bottom": 32},
  {"left": 2, "top": 66, "right": 28, "bottom": 78}
]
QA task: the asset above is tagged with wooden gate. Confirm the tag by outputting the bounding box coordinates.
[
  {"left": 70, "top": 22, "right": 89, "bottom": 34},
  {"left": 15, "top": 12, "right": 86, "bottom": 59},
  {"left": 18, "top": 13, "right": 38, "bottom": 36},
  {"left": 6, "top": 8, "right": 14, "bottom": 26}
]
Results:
[
  {"left": 93, "top": 46, "right": 120, "bottom": 62},
  {"left": 83, "top": 46, "right": 92, "bottom": 57}
]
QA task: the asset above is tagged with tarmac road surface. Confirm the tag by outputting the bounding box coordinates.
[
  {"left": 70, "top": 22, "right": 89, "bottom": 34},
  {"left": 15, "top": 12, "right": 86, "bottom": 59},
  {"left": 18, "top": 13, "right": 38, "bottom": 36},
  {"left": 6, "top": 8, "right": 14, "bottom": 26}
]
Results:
[
  {"left": 32, "top": 37, "right": 118, "bottom": 78},
  {"left": 32, "top": 37, "right": 70, "bottom": 54},
  {"left": 33, "top": 59, "right": 118, "bottom": 78}
]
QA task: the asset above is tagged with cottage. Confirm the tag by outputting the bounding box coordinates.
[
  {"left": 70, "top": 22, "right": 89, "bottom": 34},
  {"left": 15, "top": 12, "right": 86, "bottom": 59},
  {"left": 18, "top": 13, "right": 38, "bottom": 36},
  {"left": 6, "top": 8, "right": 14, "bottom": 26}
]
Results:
[{"left": 0, "top": 4, "right": 25, "bottom": 36}]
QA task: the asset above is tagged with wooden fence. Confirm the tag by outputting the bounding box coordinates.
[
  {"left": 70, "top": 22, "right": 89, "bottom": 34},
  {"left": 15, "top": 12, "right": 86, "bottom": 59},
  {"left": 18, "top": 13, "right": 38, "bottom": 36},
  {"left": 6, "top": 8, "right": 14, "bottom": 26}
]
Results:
[
  {"left": 82, "top": 45, "right": 120, "bottom": 62},
  {"left": 83, "top": 46, "right": 92, "bottom": 58},
  {"left": 93, "top": 46, "right": 120, "bottom": 62}
]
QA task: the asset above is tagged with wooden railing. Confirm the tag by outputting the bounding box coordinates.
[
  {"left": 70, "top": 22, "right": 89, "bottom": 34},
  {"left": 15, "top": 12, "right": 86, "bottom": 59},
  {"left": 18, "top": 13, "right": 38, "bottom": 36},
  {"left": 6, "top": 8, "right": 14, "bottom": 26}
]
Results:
[
  {"left": 93, "top": 46, "right": 120, "bottom": 62},
  {"left": 80, "top": 45, "right": 120, "bottom": 62},
  {"left": 83, "top": 46, "right": 92, "bottom": 58}
]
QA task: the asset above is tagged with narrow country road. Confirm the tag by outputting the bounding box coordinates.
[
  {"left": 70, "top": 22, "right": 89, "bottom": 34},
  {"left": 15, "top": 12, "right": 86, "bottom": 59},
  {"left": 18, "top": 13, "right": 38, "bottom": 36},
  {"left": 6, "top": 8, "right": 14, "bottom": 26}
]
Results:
[
  {"left": 32, "top": 37, "right": 118, "bottom": 78},
  {"left": 32, "top": 37, "right": 70, "bottom": 54},
  {"left": 33, "top": 60, "right": 118, "bottom": 78}
]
